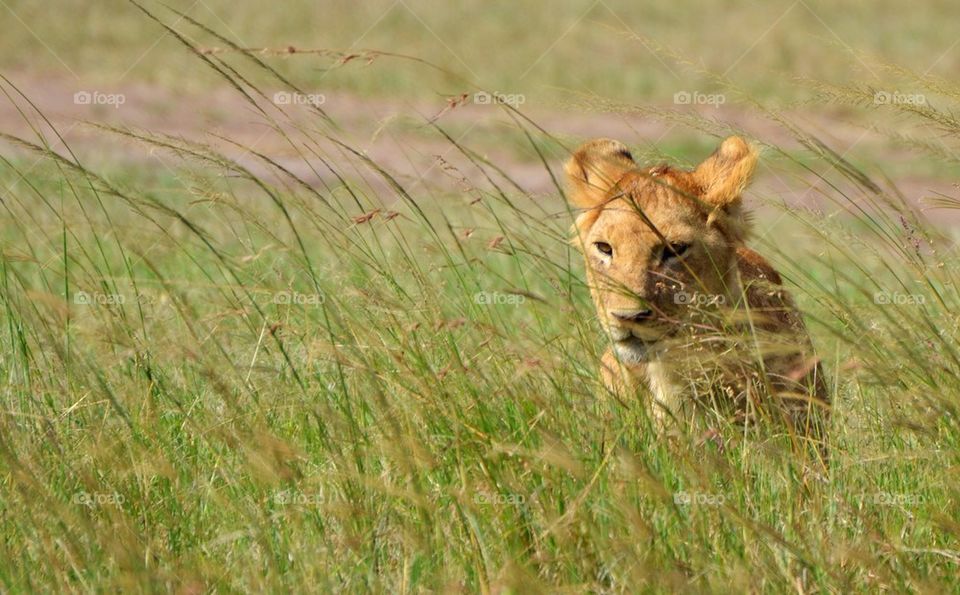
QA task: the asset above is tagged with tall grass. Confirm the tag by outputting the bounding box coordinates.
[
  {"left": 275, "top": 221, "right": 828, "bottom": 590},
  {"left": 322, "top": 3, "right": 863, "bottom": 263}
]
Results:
[{"left": 0, "top": 5, "right": 958, "bottom": 592}]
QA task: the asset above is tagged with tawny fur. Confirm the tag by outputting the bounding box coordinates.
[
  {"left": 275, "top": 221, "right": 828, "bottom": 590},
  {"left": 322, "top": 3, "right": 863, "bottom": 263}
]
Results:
[{"left": 565, "top": 136, "right": 828, "bottom": 446}]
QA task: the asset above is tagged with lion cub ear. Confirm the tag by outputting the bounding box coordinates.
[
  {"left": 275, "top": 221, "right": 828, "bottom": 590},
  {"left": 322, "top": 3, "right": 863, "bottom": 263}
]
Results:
[
  {"left": 564, "top": 139, "right": 636, "bottom": 208},
  {"left": 693, "top": 136, "right": 758, "bottom": 208}
]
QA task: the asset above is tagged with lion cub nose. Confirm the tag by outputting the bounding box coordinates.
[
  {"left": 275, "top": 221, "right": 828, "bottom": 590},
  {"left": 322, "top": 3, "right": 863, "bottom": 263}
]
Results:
[{"left": 612, "top": 309, "right": 654, "bottom": 323}]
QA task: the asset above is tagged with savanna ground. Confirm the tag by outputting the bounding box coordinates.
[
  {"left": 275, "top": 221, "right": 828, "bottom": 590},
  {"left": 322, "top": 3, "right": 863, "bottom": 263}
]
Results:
[{"left": 1, "top": 0, "right": 960, "bottom": 592}]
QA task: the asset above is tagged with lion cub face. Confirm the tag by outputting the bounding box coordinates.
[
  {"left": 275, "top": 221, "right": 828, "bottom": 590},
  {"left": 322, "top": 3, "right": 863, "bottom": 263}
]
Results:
[{"left": 565, "top": 137, "right": 758, "bottom": 363}]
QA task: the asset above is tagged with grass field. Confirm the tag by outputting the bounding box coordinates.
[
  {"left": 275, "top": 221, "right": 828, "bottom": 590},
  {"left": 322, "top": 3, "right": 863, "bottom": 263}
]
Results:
[{"left": 1, "top": 1, "right": 960, "bottom": 592}]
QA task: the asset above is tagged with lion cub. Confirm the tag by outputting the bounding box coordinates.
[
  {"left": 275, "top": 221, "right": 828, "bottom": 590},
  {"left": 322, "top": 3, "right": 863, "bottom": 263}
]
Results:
[{"left": 564, "top": 136, "right": 828, "bottom": 447}]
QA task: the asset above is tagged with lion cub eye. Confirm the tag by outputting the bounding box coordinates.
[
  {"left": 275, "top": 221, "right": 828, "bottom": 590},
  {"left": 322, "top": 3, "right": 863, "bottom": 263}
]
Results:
[
  {"left": 662, "top": 242, "right": 690, "bottom": 262},
  {"left": 594, "top": 242, "right": 613, "bottom": 257}
]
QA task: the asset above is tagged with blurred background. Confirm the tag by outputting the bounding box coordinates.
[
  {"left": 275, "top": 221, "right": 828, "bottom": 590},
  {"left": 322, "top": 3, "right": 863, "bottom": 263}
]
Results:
[{"left": 3, "top": 0, "right": 959, "bottom": 207}]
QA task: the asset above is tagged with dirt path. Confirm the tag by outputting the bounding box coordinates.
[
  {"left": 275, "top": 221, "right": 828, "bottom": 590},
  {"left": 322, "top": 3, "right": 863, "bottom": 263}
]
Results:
[{"left": 1, "top": 73, "right": 955, "bottom": 225}]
